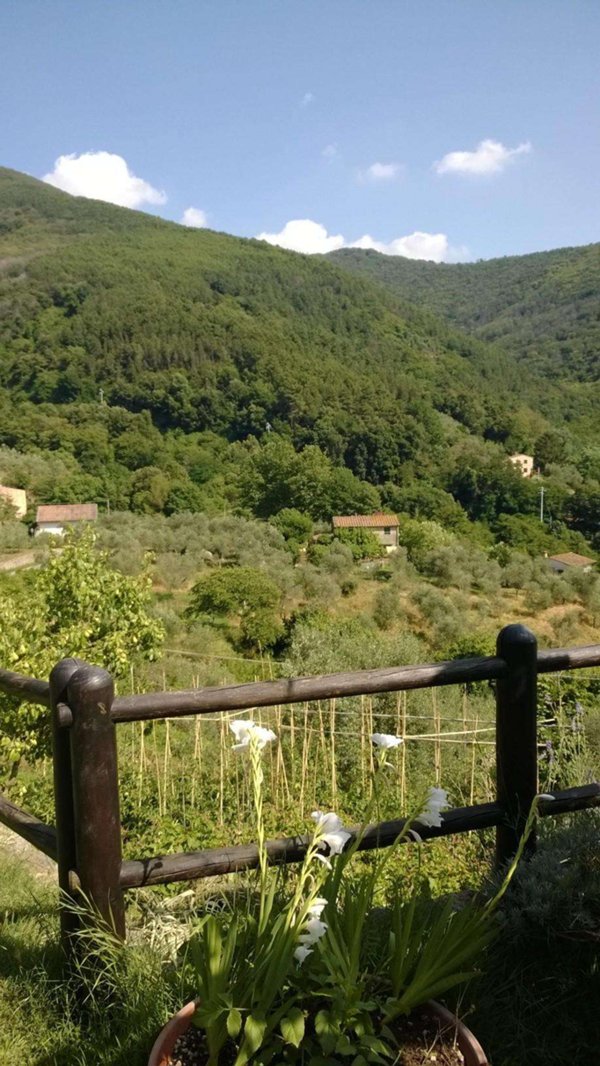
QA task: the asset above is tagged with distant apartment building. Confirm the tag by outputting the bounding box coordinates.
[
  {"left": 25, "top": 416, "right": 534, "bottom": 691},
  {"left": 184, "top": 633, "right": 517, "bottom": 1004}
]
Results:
[
  {"left": 547, "top": 552, "right": 595, "bottom": 574},
  {"left": 0, "top": 485, "right": 27, "bottom": 517},
  {"left": 34, "top": 503, "right": 98, "bottom": 537},
  {"left": 332, "top": 513, "right": 400, "bottom": 552},
  {"left": 509, "top": 453, "right": 534, "bottom": 478}
]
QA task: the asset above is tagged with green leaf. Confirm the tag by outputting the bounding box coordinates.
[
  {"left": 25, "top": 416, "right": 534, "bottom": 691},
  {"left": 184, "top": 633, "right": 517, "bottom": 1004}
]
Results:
[
  {"left": 227, "top": 1008, "right": 243, "bottom": 1038},
  {"left": 280, "top": 1007, "right": 305, "bottom": 1048},
  {"left": 235, "top": 1012, "right": 268, "bottom": 1066},
  {"left": 315, "top": 1010, "right": 335, "bottom": 1036}
]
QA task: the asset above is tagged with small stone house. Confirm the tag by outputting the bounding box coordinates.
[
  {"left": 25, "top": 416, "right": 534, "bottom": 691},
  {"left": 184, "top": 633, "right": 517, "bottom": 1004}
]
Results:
[
  {"left": 0, "top": 485, "right": 27, "bottom": 518},
  {"left": 509, "top": 453, "right": 534, "bottom": 478},
  {"left": 332, "top": 513, "right": 400, "bottom": 552},
  {"left": 547, "top": 552, "right": 595, "bottom": 574},
  {"left": 34, "top": 503, "right": 98, "bottom": 537}
]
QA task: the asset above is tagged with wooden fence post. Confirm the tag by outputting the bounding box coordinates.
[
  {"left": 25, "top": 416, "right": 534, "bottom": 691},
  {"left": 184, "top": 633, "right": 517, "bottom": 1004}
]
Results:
[
  {"left": 67, "top": 664, "right": 125, "bottom": 939},
  {"left": 49, "top": 657, "right": 84, "bottom": 955},
  {"left": 495, "top": 623, "right": 538, "bottom": 868}
]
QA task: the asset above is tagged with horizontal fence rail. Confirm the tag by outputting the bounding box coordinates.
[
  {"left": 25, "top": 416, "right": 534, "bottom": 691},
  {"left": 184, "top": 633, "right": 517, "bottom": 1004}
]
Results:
[
  {"left": 0, "top": 667, "right": 51, "bottom": 707},
  {"left": 0, "top": 626, "right": 599, "bottom": 960},
  {"left": 0, "top": 793, "right": 57, "bottom": 860},
  {"left": 119, "top": 784, "right": 600, "bottom": 889},
  {"left": 110, "top": 643, "right": 600, "bottom": 723}
]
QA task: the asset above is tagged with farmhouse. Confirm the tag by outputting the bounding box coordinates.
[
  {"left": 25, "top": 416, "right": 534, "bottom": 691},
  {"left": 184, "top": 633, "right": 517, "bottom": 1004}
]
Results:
[
  {"left": 34, "top": 503, "right": 98, "bottom": 537},
  {"left": 332, "top": 513, "right": 399, "bottom": 552},
  {"left": 547, "top": 552, "right": 595, "bottom": 574},
  {"left": 0, "top": 485, "right": 27, "bottom": 517},
  {"left": 509, "top": 453, "right": 534, "bottom": 478}
]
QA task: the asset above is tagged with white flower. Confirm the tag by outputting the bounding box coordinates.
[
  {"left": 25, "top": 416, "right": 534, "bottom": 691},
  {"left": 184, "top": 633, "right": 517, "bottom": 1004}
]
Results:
[
  {"left": 311, "top": 811, "right": 352, "bottom": 866},
  {"left": 229, "top": 719, "right": 277, "bottom": 752},
  {"left": 417, "top": 786, "right": 450, "bottom": 828},
  {"left": 308, "top": 897, "right": 328, "bottom": 918},
  {"left": 299, "top": 917, "right": 328, "bottom": 945},
  {"left": 294, "top": 945, "right": 313, "bottom": 964},
  {"left": 371, "top": 733, "right": 403, "bottom": 749}
]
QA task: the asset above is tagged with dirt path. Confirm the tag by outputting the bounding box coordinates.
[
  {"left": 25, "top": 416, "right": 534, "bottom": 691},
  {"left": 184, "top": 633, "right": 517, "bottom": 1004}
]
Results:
[
  {"left": 0, "top": 550, "right": 37, "bottom": 572},
  {"left": 0, "top": 823, "right": 56, "bottom": 881}
]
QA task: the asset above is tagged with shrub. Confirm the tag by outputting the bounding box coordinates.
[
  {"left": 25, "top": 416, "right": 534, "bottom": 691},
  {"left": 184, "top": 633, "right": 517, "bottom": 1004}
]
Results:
[
  {"left": 187, "top": 566, "right": 283, "bottom": 651},
  {"left": 336, "top": 528, "right": 386, "bottom": 560},
  {"left": 373, "top": 585, "right": 401, "bottom": 630},
  {"left": 0, "top": 521, "right": 29, "bottom": 552},
  {"left": 396, "top": 517, "right": 456, "bottom": 570}
]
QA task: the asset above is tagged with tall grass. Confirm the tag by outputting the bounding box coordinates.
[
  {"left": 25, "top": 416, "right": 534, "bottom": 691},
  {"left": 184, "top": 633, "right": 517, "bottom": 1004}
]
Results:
[{"left": 0, "top": 857, "right": 186, "bottom": 1065}]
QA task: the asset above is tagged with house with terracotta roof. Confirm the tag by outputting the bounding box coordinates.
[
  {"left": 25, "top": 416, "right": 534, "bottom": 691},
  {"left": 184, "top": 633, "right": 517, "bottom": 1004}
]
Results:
[
  {"left": 332, "top": 513, "right": 399, "bottom": 552},
  {"left": 34, "top": 503, "right": 98, "bottom": 537},
  {"left": 547, "top": 552, "right": 595, "bottom": 574}
]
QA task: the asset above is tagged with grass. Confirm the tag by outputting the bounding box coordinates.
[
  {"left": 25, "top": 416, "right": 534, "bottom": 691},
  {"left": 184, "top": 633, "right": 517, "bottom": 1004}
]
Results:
[{"left": 0, "top": 857, "right": 185, "bottom": 1065}]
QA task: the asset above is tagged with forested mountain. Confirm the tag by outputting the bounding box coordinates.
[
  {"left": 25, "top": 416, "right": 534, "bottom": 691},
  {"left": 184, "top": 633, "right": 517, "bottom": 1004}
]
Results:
[
  {"left": 329, "top": 244, "right": 600, "bottom": 382},
  {"left": 0, "top": 167, "right": 598, "bottom": 551},
  {"left": 0, "top": 166, "right": 553, "bottom": 460}
]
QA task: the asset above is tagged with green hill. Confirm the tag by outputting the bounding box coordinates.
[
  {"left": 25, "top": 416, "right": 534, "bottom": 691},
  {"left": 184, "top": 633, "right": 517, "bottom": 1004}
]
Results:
[
  {"left": 0, "top": 167, "right": 598, "bottom": 550},
  {"left": 328, "top": 244, "right": 600, "bottom": 382},
  {"left": 0, "top": 167, "right": 561, "bottom": 475}
]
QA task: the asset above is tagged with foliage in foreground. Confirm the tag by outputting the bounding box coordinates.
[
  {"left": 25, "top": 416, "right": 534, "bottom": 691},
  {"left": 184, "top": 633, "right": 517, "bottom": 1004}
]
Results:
[
  {"left": 178, "top": 727, "right": 541, "bottom": 1065},
  {"left": 0, "top": 856, "right": 183, "bottom": 1066},
  {"left": 0, "top": 814, "right": 597, "bottom": 1065},
  {"left": 471, "top": 813, "right": 600, "bottom": 1066},
  {"left": 0, "top": 529, "right": 163, "bottom": 776}
]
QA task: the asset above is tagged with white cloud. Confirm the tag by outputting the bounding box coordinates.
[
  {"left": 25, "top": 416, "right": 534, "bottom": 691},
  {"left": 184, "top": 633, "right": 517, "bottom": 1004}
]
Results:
[
  {"left": 434, "top": 138, "right": 531, "bottom": 176},
  {"left": 300, "top": 92, "right": 315, "bottom": 107},
  {"left": 350, "top": 231, "right": 469, "bottom": 263},
  {"left": 42, "top": 151, "right": 167, "bottom": 208},
  {"left": 257, "top": 219, "right": 345, "bottom": 254},
  {"left": 360, "top": 161, "right": 402, "bottom": 182},
  {"left": 181, "top": 206, "right": 207, "bottom": 228},
  {"left": 322, "top": 143, "right": 338, "bottom": 159},
  {"left": 257, "top": 219, "right": 469, "bottom": 262}
]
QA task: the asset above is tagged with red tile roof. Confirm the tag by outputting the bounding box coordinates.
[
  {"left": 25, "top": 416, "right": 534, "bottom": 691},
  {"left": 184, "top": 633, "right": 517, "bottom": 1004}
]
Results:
[
  {"left": 36, "top": 504, "right": 98, "bottom": 523},
  {"left": 332, "top": 513, "right": 399, "bottom": 529},
  {"left": 548, "top": 552, "right": 594, "bottom": 567}
]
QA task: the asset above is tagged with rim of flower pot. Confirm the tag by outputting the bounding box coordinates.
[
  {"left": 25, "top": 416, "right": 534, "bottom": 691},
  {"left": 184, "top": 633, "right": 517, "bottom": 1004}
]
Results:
[
  {"left": 148, "top": 998, "right": 489, "bottom": 1066},
  {"left": 427, "top": 1001, "right": 489, "bottom": 1066},
  {"left": 148, "top": 1000, "right": 197, "bottom": 1066}
]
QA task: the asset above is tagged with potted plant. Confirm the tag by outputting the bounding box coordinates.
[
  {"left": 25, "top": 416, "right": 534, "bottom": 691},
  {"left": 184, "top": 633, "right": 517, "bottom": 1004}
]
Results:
[{"left": 149, "top": 722, "right": 545, "bottom": 1066}]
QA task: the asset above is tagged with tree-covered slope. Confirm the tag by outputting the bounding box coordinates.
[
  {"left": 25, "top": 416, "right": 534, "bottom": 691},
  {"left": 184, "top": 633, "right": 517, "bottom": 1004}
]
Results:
[
  {"left": 329, "top": 244, "right": 600, "bottom": 381},
  {"left": 0, "top": 166, "right": 563, "bottom": 483}
]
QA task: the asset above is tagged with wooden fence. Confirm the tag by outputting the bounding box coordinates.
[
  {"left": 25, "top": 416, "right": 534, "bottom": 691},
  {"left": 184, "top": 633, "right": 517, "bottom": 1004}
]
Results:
[{"left": 0, "top": 623, "right": 599, "bottom": 953}]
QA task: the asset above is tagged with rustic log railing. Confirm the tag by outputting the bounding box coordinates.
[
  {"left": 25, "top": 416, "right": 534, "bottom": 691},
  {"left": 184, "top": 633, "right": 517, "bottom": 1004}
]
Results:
[{"left": 1, "top": 624, "right": 599, "bottom": 954}]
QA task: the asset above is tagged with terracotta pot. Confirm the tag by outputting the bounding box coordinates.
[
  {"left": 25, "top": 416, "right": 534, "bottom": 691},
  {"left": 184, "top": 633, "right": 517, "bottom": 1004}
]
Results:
[
  {"left": 148, "top": 1000, "right": 197, "bottom": 1066},
  {"left": 148, "top": 999, "right": 489, "bottom": 1066}
]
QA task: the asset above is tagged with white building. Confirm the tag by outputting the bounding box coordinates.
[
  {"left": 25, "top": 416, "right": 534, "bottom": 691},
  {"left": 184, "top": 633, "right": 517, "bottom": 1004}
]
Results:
[
  {"left": 547, "top": 552, "right": 595, "bottom": 574},
  {"left": 509, "top": 453, "right": 534, "bottom": 478},
  {"left": 0, "top": 485, "right": 27, "bottom": 517},
  {"left": 35, "top": 503, "right": 98, "bottom": 536}
]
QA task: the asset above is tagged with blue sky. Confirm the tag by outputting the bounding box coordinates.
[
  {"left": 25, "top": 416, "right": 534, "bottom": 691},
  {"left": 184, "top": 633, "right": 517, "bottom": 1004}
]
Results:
[{"left": 1, "top": 1, "right": 599, "bottom": 261}]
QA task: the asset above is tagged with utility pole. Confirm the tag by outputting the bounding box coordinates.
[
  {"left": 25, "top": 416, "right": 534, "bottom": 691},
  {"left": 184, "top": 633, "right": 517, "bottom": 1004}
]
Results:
[{"left": 539, "top": 486, "right": 545, "bottom": 524}]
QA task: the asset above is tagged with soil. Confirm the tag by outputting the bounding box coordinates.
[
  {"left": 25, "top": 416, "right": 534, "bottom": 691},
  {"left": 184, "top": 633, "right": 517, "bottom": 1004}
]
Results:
[
  {"left": 0, "top": 825, "right": 56, "bottom": 881},
  {"left": 168, "top": 1007, "right": 465, "bottom": 1065}
]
